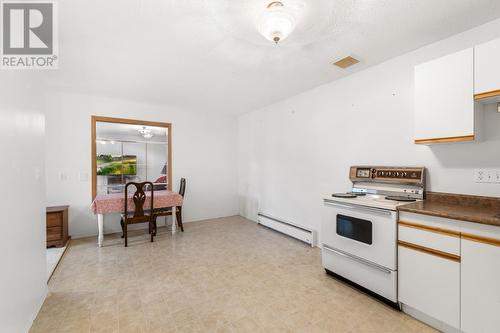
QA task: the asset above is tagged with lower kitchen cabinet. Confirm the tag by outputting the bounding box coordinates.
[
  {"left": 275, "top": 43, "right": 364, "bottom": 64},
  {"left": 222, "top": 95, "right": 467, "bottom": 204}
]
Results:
[
  {"left": 398, "top": 211, "right": 500, "bottom": 333},
  {"left": 398, "top": 244, "right": 460, "bottom": 329},
  {"left": 461, "top": 236, "right": 500, "bottom": 333}
]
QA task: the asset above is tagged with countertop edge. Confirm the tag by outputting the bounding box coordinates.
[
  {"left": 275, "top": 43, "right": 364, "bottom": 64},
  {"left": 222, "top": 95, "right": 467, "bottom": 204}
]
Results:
[{"left": 397, "top": 205, "right": 500, "bottom": 227}]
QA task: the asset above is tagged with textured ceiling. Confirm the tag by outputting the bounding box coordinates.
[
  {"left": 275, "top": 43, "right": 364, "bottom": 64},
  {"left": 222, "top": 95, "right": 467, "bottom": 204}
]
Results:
[{"left": 44, "top": 0, "right": 500, "bottom": 115}]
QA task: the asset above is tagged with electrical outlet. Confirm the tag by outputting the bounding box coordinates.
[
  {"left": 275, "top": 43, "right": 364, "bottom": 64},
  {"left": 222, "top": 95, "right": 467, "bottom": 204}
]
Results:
[
  {"left": 494, "top": 170, "right": 500, "bottom": 183},
  {"left": 475, "top": 169, "right": 500, "bottom": 183},
  {"left": 474, "top": 169, "right": 486, "bottom": 183}
]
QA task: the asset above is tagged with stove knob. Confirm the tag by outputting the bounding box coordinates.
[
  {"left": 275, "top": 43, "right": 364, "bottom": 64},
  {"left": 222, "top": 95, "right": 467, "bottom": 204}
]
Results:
[
  {"left": 395, "top": 172, "right": 400, "bottom": 177},
  {"left": 403, "top": 172, "right": 408, "bottom": 177}
]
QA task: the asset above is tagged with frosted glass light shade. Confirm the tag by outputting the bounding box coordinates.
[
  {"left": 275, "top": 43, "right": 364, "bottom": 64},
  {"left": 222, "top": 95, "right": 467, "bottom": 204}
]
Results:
[{"left": 258, "top": 4, "right": 296, "bottom": 44}]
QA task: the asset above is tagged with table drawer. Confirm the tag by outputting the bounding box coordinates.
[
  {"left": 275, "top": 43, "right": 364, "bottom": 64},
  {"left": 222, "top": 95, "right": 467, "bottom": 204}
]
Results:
[
  {"left": 47, "top": 226, "right": 62, "bottom": 241},
  {"left": 47, "top": 212, "right": 63, "bottom": 227},
  {"left": 398, "top": 221, "right": 460, "bottom": 255}
]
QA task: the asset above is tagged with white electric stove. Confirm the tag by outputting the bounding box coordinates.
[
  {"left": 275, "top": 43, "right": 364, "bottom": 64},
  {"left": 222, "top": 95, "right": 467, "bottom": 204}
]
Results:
[
  {"left": 321, "top": 166, "right": 425, "bottom": 305},
  {"left": 324, "top": 193, "right": 417, "bottom": 211}
]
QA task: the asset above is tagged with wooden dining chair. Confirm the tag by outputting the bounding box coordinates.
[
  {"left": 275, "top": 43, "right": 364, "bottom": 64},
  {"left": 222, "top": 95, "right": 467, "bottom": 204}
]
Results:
[
  {"left": 120, "top": 181, "right": 154, "bottom": 247},
  {"left": 152, "top": 178, "right": 186, "bottom": 234}
]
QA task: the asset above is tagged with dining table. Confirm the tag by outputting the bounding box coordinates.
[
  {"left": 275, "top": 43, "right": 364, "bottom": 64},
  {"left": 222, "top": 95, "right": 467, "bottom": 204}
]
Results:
[{"left": 90, "top": 190, "right": 183, "bottom": 247}]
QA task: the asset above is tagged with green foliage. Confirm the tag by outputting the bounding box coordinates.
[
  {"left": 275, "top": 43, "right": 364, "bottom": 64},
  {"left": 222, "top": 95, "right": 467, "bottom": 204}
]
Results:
[{"left": 97, "top": 154, "right": 136, "bottom": 175}]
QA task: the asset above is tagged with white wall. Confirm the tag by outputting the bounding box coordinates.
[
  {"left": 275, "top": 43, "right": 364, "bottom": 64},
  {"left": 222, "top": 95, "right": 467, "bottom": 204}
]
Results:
[
  {"left": 44, "top": 92, "right": 238, "bottom": 238},
  {"left": 238, "top": 19, "right": 500, "bottom": 238},
  {"left": 0, "top": 74, "right": 47, "bottom": 333}
]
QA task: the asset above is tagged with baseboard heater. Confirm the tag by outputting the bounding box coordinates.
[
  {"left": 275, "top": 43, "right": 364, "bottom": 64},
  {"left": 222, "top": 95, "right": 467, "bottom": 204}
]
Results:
[{"left": 257, "top": 213, "right": 317, "bottom": 247}]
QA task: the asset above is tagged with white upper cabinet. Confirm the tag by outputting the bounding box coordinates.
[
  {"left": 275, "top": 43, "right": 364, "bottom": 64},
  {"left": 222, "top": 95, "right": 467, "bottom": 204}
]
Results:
[
  {"left": 414, "top": 48, "right": 475, "bottom": 144},
  {"left": 474, "top": 38, "right": 500, "bottom": 100}
]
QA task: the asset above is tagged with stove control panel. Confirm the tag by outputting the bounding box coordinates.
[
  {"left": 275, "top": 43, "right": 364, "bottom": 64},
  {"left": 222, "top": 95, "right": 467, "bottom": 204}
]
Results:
[
  {"left": 350, "top": 166, "right": 425, "bottom": 186},
  {"left": 376, "top": 169, "right": 422, "bottom": 179}
]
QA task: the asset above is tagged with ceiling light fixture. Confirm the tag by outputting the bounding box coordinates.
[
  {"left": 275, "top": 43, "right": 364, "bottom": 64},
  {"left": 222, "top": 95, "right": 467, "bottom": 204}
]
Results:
[{"left": 257, "top": 1, "right": 296, "bottom": 45}]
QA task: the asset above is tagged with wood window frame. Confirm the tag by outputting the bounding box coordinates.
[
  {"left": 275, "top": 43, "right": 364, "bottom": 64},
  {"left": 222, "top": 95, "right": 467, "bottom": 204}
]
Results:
[{"left": 91, "top": 115, "right": 172, "bottom": 200}]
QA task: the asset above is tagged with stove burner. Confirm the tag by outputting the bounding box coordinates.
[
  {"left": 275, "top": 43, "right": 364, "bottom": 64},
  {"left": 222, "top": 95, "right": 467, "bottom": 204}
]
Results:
[
  {"left": 332, "top": 192, "right": 366, "bottom": 198},
  {"left": 385, "top": 196, "right": 417, "bottom": 202}
]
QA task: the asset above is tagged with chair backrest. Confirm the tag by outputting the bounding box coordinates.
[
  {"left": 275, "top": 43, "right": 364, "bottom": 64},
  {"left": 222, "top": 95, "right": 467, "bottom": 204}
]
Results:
[
  {"left": 124, "top": 181, "right": 154, "bottom": 222},
  {"left": 179, "top": 178, "right": 186, "bottom": 197}
]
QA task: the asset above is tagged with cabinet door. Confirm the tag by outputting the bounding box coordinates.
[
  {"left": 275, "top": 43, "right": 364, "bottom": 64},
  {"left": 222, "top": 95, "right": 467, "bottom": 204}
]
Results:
[
  {"left": 461, "top": 237, "right": 500, "bottom": 333},
  {"left": 414, "top": 48, "right": 474, "bottom": 143},
  {"left": 474, "top": 38, "right": 500, "bottom": 97},
  {"left": 398, "top": 245, "right": 460, "bottom": 329}
]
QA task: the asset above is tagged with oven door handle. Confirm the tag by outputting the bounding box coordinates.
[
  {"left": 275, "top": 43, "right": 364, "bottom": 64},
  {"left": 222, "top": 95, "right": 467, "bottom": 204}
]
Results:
[
  {"left": 322, "top": 244, "right": 392, "bottom": 274},
  {"left": 323, "top": 200, "right": 393, "bottom": 216}
]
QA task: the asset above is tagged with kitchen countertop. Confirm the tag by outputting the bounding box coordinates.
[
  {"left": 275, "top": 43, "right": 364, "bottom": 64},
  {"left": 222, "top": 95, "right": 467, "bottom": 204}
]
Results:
[{"left": 398, "top": 192, "right": 500, "bottom": 227}]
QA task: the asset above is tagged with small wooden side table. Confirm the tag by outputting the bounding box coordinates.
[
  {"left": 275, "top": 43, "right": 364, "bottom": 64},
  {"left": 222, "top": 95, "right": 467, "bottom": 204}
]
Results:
[{"left": 46, "top": 206, "right": 70, "bottom": 248}]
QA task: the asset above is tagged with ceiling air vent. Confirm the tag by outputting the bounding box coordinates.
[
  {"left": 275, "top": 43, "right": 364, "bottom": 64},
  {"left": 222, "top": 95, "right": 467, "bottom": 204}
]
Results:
[{"left": 333, "top": 56, "right": 359, "bottom": 69}]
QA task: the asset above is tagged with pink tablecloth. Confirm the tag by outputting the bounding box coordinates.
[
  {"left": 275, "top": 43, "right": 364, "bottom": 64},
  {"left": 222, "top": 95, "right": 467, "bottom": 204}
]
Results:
[{"left": 90, "top": 190, "right": 183, "bottom": 215}]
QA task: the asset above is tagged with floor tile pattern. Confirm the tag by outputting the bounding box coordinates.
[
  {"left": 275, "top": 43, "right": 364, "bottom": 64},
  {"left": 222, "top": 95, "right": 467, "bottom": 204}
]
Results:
[{"left": 30, "top": 216, "right": 435, "bottom": 333}]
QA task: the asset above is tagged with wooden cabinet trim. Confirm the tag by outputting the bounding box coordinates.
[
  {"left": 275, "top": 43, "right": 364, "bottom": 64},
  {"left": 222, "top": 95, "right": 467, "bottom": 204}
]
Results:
[
  {"left": 474, "top": 89, "right": 500, "bottom": 100},
  {"left": 461, "top": 233, "right": 500, "bottom": 247},
  {"left": 398, "top": 240, "right": 461, "bottom": 262},
  {"left": 399, "top": 220, "right": 500, "bottom": 247},
  {"left": 399, "top": 220, "right": 461, "bottom": 238},
  {"left": 414, "top": 135, "right": 475, "bottom": 144}
]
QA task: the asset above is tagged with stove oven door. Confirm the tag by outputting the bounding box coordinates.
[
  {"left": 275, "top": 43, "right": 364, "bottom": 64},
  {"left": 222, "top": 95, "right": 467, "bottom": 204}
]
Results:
[
  {"left": 321, "top": 199, "right": 398, "bottom": 302},
  {"left": 321, "top": 199, "right": 397, "bottom": 271}
]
